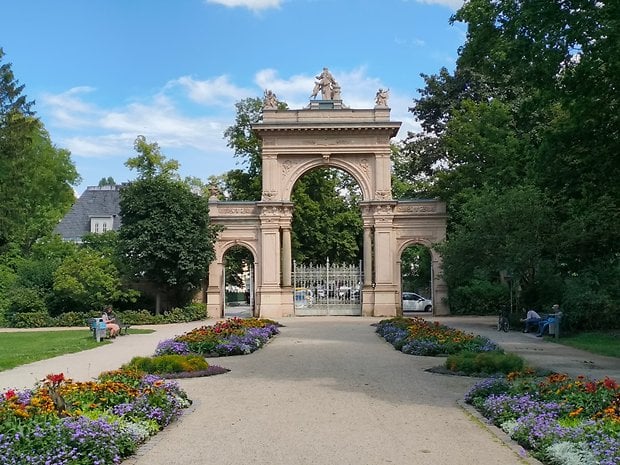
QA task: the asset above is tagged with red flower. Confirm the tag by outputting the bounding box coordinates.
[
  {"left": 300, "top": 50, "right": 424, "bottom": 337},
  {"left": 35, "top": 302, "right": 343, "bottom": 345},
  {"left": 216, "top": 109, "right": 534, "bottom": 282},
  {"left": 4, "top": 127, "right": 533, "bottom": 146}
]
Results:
[
  {"left": 4, "top": 389, "right": 16, "bottom": 400},
  {"left": 46, "top": 373, "right": 65, "bottom": 386},
  {"left": 603, "top": 377, "right": 618, "bottom": 390},
  {"left": 585, "top": 382, "right": 597, "bottom": 393}
]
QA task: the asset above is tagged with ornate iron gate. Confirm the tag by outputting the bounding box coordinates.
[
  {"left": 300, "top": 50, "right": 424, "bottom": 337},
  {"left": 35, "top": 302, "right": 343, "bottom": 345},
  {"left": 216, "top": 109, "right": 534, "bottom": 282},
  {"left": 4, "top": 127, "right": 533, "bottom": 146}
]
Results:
[{"left": 293, "top": 259, "right": 362, "bottom": 316}]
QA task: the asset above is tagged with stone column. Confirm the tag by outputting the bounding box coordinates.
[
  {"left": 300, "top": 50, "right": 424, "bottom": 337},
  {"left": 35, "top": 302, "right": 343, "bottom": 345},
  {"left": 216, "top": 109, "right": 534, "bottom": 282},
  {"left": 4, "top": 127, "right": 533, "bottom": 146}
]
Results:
[
  {"left": 282, "top": 227, "right": 292, "bottom": 287},
  {"left": 363, "top": 227, "right": 373, "bottom": 286},
  {"left": 206, "top": 260, "right": 223, "bottom": 318}
]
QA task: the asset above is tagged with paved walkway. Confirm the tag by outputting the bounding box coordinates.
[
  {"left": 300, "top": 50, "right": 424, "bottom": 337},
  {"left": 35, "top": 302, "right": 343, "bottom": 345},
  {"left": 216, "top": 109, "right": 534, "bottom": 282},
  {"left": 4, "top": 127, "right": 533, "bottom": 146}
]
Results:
[
  {"left": 430, "top": 315, "right": 620, "bottom": 380},
  {"left": 0, "top": 316, "right": 618, "bottom": 465}
]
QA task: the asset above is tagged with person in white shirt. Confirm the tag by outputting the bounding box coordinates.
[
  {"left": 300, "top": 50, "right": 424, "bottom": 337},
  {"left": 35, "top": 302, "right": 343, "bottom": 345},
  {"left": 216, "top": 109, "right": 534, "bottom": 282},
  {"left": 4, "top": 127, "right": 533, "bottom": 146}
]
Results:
[{"left": 520, "top": 309, "right": 542, "bottom": 333}]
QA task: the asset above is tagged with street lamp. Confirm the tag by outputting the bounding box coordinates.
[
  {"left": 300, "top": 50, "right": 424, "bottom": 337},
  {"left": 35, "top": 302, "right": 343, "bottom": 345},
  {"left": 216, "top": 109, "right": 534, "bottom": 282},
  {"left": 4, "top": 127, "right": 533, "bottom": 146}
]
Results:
[{"left": 505, "top": 272, "right": 513, "bottom": 314}]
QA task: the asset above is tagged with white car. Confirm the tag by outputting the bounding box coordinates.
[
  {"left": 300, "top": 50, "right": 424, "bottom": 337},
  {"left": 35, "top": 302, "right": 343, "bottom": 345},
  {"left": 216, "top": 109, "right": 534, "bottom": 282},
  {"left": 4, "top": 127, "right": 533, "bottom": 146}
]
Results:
[{"left": 402, "top": 292, "right": 432, "bottom": 312}]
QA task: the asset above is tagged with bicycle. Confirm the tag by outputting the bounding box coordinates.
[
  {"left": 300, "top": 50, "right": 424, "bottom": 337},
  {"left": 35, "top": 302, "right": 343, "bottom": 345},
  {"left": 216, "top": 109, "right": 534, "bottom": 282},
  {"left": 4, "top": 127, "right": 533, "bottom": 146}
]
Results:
[{"left": 497, "top": 308, "right": 510, "bottom": 332}]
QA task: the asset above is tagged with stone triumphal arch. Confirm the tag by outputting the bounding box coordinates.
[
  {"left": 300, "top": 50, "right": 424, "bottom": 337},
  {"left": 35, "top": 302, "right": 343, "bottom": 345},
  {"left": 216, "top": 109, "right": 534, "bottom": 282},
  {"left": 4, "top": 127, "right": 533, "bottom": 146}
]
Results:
[{"left": 206, "top": 70, "right": 448, "bottom": 319}]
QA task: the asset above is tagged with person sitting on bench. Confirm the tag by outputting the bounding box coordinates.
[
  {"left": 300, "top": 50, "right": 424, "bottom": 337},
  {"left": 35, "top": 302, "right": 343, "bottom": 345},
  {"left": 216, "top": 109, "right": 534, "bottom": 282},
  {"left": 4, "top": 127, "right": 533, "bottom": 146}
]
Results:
[
  {"left": 520, "top": 308, "right": 542, "bottom": 333},
  {"left": 102, "top": 305, "right": 120, "bottom": 338},
  {"left": 536, "top": 304, "right": 561, "bottom": 337}
]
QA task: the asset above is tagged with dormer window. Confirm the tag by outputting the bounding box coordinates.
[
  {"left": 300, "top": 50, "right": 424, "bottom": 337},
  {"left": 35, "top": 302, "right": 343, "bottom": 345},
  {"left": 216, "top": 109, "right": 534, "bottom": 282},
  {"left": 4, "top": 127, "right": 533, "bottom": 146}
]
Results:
[{"left": 90, "top": 216, "right": 113, "bottom": 234}]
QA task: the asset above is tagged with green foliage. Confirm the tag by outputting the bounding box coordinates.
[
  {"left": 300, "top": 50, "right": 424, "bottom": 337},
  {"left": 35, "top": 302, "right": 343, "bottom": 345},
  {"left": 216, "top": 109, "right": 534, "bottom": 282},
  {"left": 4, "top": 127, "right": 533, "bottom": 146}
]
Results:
[
  {"left": 98, "top": 176, "right": 116, "bottom": 186},
  {"left": 54, "top": 311, "right": 92, "bottom": 327},
  {"left": 560, "top": 258, "right": 620, "bottom": 332},
  {"left": 445, "top": 350, "right": 525, "bottom": 376},
  {"left": 401, "top": 244, "right": 431, "bottom": 295},
  {"left": 396, "top": 0, "right": 619, "bottom": 329},
  {"left": 291, "top": 168, "right": 363, "bottom": 264},
  {"left": 4, "top": 286, "right": 47, "bottom": 324},
  {"left": 125, "top": 135, "right": 179, "bottom": 180},
  {"left": 224, "top": 245, "right": 254, "bottom": 288},
  {"left": 222, "top": 97, "right": 267, "bottom": 201},
  {"left": 447, "top": 279, "right": 507, "bottom": 315},
  {"left": 0, "top": 49, "right": 79, "bottom": 253},
  {"left": 119, "top": 136, "right": 218, "bottom": 311},
  {"left": 52, "top": 248, "right": 136, "bottom": 312},
  {"left": 8, "top": 311, "right": 54, "bottom": 328},
  {"left": 122, "top": 354, "right": 209, "bottom": 374}
]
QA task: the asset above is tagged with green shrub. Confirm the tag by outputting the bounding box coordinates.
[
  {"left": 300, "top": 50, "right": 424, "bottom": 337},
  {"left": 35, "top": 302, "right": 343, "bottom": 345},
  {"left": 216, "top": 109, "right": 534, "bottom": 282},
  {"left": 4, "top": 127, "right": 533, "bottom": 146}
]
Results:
[
  {"left": 6, "top": 286, "right": 47, "bottom": 315},
  {"left": 9, "top": 311, "right": 54, "bottom": 328},
  {"left": 54, "top": 311, "right": 91, "bottom": 327},
  {"left": 123, "top": 354, "right": 209, "bottom": 374},
  {"left": 448, "top": 279, "right": 507, "bottom": 315},
  {"left": 561, "top": 259, "right": 620, "bottom": 332},
  {"left": 163, "top": 303, "right": 207, "bottom": 323},
  {"left": 445, "top": 350, "right": 525, "bottom": 376}
]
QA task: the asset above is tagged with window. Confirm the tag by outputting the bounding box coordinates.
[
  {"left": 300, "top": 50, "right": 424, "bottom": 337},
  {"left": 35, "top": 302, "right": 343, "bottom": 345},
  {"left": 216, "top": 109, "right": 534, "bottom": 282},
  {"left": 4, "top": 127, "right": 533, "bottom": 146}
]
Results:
[{"left": 90, "top": 216, "right": 113, "bottom": 234}]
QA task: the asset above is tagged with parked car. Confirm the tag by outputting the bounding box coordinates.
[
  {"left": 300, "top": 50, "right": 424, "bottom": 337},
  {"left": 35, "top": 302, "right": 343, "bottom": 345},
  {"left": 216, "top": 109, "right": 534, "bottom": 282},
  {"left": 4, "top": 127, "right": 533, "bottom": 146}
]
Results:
[{"left": 402, "top": 292, "right": 432, "bottom": 312}]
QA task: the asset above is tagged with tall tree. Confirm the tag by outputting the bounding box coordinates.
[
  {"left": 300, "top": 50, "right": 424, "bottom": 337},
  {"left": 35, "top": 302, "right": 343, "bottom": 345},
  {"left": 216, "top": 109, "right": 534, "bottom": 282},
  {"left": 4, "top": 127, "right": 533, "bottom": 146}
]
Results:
[
  {"left": 118, "top": 136, "right": 218, "bottom": 313},
  {"left": 398, "top": 0, "right": 619, "bottom": 324},
  {"left": 0, "top": 48, "right": 79, "bottom": 252},
  {"left": 221, "top": 97, "right": 265, "bottom": 201}
]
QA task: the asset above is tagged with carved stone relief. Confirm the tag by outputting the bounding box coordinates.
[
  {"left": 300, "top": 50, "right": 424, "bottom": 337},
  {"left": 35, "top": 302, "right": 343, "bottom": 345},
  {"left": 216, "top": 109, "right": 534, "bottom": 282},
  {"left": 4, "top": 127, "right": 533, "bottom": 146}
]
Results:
[
  {"left": 396, "top": 205, "right": 436, "bottom": 213},
  {"left": 375, "top": 190, "right": 392, "bottom": 200},
  {"left": 219, "top": 207, "right": 255, "bottom": 215},
  {"left": 261, "top": 191, "right": 277, "bottom": 201}
]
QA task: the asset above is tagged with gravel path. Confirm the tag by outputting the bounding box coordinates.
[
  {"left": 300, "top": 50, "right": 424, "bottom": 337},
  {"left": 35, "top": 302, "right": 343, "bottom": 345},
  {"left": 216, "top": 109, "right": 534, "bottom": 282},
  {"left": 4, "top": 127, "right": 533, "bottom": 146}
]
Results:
[{"left": 123, "top": 317, "right": 532, "bottom": 465}]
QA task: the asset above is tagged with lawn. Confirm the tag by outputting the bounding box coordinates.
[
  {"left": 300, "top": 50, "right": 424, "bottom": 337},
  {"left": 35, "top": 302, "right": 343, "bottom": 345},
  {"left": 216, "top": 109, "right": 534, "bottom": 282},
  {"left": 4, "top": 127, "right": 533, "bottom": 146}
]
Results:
[
  {"left": 0, "top": 328, "right": 154, "bottom": 371},
  {"left": 556, "top": 331, "right": 620, "bottom": 358}
]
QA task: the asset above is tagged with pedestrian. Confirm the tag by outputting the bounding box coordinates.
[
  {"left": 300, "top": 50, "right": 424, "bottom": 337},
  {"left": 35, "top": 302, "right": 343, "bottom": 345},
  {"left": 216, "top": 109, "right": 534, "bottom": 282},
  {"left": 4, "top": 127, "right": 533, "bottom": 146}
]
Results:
[{"left": 520, "top": 308, "right": 542, "bottom": 333}]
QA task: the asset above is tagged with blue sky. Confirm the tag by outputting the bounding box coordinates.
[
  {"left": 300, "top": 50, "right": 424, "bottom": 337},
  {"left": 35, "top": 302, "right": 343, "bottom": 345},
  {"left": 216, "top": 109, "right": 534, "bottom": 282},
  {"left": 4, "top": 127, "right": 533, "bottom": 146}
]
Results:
[{"left": 2, "top": 0, "right": 465, "bottom": 195}]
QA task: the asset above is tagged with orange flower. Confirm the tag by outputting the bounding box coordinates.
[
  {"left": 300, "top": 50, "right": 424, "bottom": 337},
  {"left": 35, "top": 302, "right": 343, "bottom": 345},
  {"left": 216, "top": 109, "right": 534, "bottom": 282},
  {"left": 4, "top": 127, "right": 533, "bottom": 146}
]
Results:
[{"left": 569, "top": 407, "right": 583, "bottom": 417}]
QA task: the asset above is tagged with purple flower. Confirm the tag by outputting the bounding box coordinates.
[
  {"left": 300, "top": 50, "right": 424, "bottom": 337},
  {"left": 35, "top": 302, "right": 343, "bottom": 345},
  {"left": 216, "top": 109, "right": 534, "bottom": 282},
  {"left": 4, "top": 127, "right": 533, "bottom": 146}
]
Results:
[{"left": 154, "top": 339, "right": 191, "bottom": 356}]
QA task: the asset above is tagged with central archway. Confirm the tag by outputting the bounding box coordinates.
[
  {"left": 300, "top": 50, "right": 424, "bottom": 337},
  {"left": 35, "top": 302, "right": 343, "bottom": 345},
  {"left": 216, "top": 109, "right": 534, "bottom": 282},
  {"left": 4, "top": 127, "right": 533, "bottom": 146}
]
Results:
[{"left": 206, "top": 86, "right": 448, "bottom": 318}]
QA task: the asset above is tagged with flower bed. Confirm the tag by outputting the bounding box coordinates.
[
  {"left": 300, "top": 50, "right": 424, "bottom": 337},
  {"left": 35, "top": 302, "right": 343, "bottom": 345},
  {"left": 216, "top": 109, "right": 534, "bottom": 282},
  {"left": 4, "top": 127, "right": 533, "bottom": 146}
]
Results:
[
  {"left": 169, "top": 317, "right": 281, "bottom": 356},
  {"left": 0, "top": 371, "right": 192, "bottom": 464},
  {"left": 466, "top": 372, "right": 620, "bottom": 464},
  {"left": 376, "top": 317, "right": 500, "bottom": 356}
]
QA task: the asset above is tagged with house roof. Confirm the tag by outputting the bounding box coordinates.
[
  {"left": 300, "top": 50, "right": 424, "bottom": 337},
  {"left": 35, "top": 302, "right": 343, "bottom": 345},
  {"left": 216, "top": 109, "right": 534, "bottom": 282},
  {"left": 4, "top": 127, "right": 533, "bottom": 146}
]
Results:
[{"left": 54, "top": 185, "right": 123, "bottom": 242}]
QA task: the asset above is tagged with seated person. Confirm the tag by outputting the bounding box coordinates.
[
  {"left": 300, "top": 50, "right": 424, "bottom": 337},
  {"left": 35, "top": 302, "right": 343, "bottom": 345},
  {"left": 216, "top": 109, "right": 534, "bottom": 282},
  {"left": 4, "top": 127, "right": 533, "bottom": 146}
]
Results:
[
  {"left": 520, "top": 309, "right": 542, "bottom": 333},
  {"left": 102, "top": 306, "right": 120, "bottom": 338},
  {"left": 536, "top": 304, "right": 561, "bottom": 337}
]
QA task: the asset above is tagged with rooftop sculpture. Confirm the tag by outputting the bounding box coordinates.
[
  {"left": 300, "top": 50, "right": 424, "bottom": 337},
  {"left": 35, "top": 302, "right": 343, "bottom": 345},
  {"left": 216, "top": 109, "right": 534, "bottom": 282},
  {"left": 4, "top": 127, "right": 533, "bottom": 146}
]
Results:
[{"left": 310, "top": 67, "right": 340, "bottom": 100}]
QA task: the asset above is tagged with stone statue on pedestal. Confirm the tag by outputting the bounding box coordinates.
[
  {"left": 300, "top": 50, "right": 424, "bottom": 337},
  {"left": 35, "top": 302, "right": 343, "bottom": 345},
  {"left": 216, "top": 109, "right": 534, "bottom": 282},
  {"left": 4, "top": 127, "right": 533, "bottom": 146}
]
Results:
[{"left": 310, "top": 67, "right": 339, "bottom": 100}]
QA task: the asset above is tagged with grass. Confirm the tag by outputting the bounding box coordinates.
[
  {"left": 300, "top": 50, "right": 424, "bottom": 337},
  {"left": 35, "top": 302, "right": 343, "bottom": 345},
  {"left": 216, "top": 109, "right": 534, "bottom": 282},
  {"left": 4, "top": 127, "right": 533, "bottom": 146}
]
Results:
[
  {"left": 0, "top": 328, "right": 154, "bottom": 372},
  {"left": 555, "top": 331, "right": 620, "bottom": 358}
]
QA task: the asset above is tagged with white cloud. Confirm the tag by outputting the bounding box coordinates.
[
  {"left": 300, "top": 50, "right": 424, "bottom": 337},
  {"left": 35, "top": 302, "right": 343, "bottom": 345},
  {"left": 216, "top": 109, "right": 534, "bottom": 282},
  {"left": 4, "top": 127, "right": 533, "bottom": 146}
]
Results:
[
  {"left": 416, "top": 0, "right": 464, "bottom": 10},
  {"left": 41, "top": 66, "right": 418, "bottom": 192},
  {"left": 40, "top": 87, "right": 100, "bottom": 129},
  {"left": 395, "top": 36, "right": 426, "bottom": 48},
  {"left": 43, "top": 87, "right": 231, "bottom": 162},
  {"left": 170, "top": 75, "right": 253, "bottom": 106},
  {"left": 205, "top": 0, "right": 282, "bottom": 11}
]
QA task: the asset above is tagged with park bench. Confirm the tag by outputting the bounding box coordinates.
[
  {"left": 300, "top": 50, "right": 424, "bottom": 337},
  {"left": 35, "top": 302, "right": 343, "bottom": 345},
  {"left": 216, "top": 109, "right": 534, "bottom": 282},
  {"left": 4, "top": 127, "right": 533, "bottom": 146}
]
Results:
[
  {"left": 115, "top": 317, "right": 131, "bottom": 336},
  {"left": 537, "top": 312, "right": 563, "bottom": 339}
]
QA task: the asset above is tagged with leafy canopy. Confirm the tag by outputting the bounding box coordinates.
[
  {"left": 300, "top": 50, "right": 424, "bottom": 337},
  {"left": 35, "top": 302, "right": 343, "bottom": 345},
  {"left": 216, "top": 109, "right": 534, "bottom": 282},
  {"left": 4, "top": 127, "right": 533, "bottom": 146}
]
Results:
[{"left": 119, "top": 136, "right": 218, "bottom": 310}]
